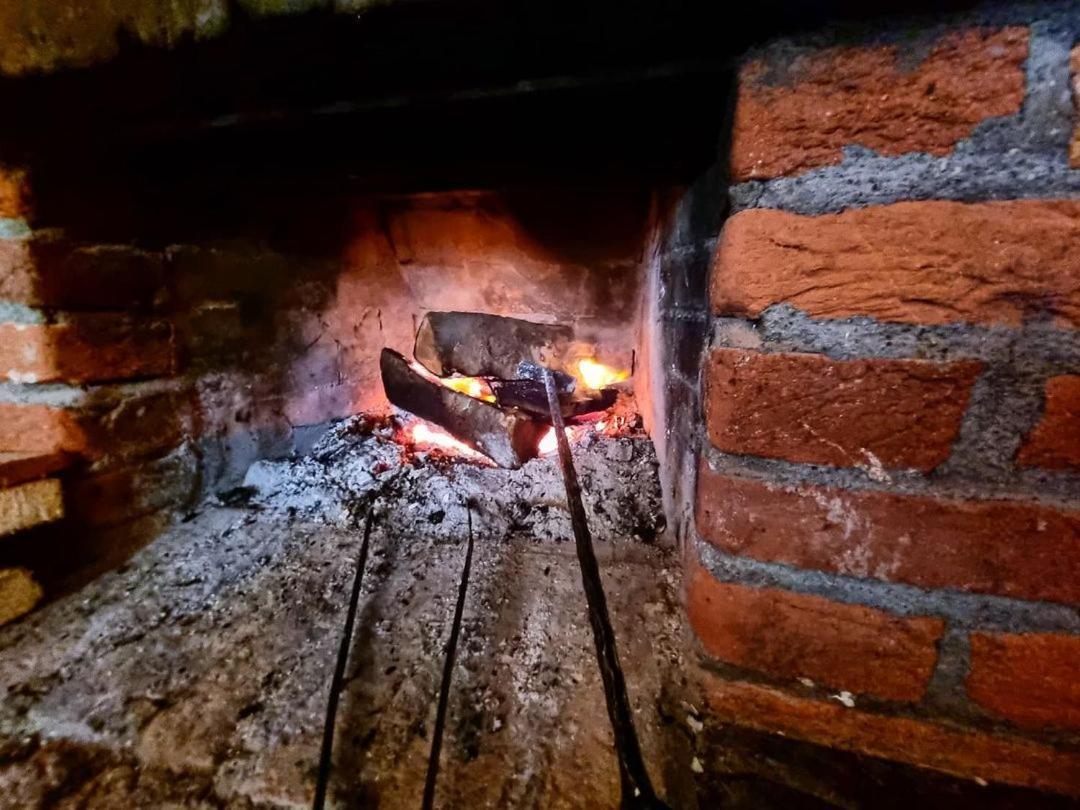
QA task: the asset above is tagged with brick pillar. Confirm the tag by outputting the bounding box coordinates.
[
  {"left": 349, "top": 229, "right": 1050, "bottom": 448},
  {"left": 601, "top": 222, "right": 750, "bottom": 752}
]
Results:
[
  {"left": 688, "top": 20, "right": 1080, "bottom": 797},
  {"left": 0, "top": 169, "right": 193, "bottom": 621}
]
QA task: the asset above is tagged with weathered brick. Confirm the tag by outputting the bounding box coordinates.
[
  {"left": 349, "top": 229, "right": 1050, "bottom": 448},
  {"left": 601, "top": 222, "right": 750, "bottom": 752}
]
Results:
[
  {"left": 701, "top": 677, "right": 1080, "bottom": 796},
  {"left": 696, "top": 466, "right": 1080, "bottom": 604},
  {"left": 0, "top": 404, "right": 81, "bottom": 456},
  {"left": 0, "top": 478, "right": 63, "bottom": 536},
  {"left": 0, "top": 318, "right": 174, "bottom": 384},
  {"left": 705, "top": 348, "right": 978, "bottom": 471},
  {"left": 0, "top": 568, "right": 42, "bottom": 627},
  {"left": 67, "top": 449, "right": 197, "bottom": 528},
  {"left": 0, "top": 390, "right": 187, "bottom": 463},
  {"left": 0, "top": 166, "right": 30, "bottom": 219},
  {"left": 0, "top": 232, "right": 164, "bottom": 309},
  {"left": 968, "top": 633, "right": 1080, "bottom": 731},
  {"left": 1017, "top": 375, "right": 1080, "bottom": 471},
  {"left": 0, "top": 451, "right": 69, "bottom": 487},
  {"left": 687, "top": 567, "right": 942, "bottom": 701},
  {"left": 731, "top": 27, "right": 1027, "bottom": 180},
  {"left": 712, "top": 201, "right": 1080, "bottom": 329}
]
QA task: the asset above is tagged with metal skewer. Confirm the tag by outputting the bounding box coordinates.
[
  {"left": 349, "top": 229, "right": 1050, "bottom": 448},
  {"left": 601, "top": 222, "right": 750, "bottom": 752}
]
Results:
[{"left": 542, "top": 369, "right": 669, "bottom": 810}]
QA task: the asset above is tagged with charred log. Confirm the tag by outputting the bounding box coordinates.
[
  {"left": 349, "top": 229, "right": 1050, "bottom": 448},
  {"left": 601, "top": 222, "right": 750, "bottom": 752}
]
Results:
[
  {"left": 414, "top": 311, "right": 577, "bottom": 379},
  {"left": 492, "top": 379, "right": 616, "bottom": 418},
  {"left": 381, "top": 348, "right": 546, "bottom": 468}
]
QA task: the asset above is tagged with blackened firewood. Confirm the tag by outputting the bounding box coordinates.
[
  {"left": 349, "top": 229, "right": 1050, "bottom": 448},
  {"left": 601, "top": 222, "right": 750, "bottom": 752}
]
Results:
[
  {"left": 414, "top": 311, "right": 576, "bottom": 379},
  {"left": 380, "top": 349, "right": 546, "bottom": 468},
  {"left": 492, "top": 379, "right": 616, "bottom": 419}
]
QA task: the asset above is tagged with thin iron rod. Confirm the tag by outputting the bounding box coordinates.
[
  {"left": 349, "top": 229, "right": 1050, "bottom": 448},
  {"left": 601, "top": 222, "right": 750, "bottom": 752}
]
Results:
[
  {"left": 313, "top": 506, "right": 376, "bottom": 810},
  {"left": 422, "top": 503, "right": 475, "bottom": 810},
  {"left": 543, "top": 371, "right": 668, "bottom": 810}
]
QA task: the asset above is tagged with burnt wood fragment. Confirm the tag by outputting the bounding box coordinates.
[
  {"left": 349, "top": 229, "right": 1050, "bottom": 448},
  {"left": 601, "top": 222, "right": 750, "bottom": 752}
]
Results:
[
  {"left": 380, "top": 348, "right": 546, "bottom": 468},
  {"left": 492, "top": 378, "right": 616, "bottom": 418},
  {"left": 414, "top": 311, "right": 577, "bottom": 379}
]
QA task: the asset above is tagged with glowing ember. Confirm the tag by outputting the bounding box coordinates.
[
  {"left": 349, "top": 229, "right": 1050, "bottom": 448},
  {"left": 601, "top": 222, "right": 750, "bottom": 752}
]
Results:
[
  {"left": 537, "top": 427, "right": 573, "bottom": 456},
  {"left": 407, "top": 421, "right": 492, "bottom": 463},
  {"left": 576, "top": 358, "right": 629, "bottom": 390}
]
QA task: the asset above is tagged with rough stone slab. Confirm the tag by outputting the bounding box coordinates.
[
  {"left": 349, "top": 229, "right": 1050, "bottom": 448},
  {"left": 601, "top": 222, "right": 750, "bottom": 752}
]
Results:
[{"left": 0, "top": 477, "right": 62, "bottom": 536}]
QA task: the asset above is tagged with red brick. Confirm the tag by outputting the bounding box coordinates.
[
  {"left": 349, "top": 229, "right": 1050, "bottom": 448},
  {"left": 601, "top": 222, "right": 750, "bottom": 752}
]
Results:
[
  {"left": 0, "top": 318, "right": 174, "bottom": 384},
  {"left": 705, "top": 348, "right": 978, "bottom": 471},
  {"left": 0, "top": 451, "right": 69, "bottom": 487},
  {"left": 701, "top": 677, "right": 1080, "bottom": 796},
  {"left": 968, "top": 633, "right": 1080, "bottom": 731},
  {"left": 0, "top": 390, "right": 187, "bottom": 463},
  {"left": 696, "top": 465, "right": 1080, "bottom": 604},
  {"left": 732, "top": 28, "right": 1027, "bottom": 180},
  {"left": 0, "top": 167, "right": 30, "bottom": 219},
  {"left": 1017, "top": 375, "right": 1080, "bottom": 471},
  {"left": 0, "top": 232, "right": 164, "bottom": 310},
  {"left": 67, "top": 450, "right": 197, "bottom": 528},
  {"left": 712, "top": 201, "right": 1080, "bottom": 329},
  {"left": 687, "top": 567, "right": 942, "bottom": 701}
]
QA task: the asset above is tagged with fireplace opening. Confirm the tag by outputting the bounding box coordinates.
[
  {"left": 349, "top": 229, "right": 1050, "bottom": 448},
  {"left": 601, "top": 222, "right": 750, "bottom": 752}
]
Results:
[{"left": 3, "top": 2, "right": 1078, "bottom": 808}]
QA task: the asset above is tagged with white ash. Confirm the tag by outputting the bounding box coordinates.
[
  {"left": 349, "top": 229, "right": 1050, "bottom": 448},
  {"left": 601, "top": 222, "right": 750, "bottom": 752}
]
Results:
[{"left": 243, "top": 416, "right": 668, "bottom": 545}]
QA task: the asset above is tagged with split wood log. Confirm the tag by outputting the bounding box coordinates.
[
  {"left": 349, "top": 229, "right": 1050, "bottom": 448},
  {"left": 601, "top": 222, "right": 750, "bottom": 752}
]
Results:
[
  {"left": 414, "top": 311, "right": 578, "bottom": 379},
  {"left": 381, "top": 349, "right": 546, "bottom": 468}
]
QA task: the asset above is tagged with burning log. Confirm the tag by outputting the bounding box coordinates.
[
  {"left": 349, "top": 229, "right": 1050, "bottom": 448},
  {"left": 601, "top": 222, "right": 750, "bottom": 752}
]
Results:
[
  {"left": 381, "top": 349, "right": 546, "bottom": 468},
  {"left": 414, "top": 311, "right": 577, "bottom": 379},
  {"left": 492, "top": 378, "right": 616, "bottom": 418}
]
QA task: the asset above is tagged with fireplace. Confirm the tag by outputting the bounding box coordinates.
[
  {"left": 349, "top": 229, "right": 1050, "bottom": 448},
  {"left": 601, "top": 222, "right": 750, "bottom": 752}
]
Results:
[{"left": 2, "top": 1, "right": 1079, "bottom": 807}]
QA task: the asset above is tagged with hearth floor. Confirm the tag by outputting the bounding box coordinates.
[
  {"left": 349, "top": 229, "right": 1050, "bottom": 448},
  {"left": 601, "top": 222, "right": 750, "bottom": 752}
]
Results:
[{"left": 0, "top": 422, "right": 694, "bottom": 809}]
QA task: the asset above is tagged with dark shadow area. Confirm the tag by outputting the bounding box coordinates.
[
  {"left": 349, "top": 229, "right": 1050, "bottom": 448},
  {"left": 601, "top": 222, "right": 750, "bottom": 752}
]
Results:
[{"left": 696, "top": 723, "right": 1078, "bottom": 809}]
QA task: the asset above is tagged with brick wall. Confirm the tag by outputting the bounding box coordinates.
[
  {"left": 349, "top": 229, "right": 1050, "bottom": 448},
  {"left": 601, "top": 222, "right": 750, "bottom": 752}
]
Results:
[
  {"left": 685, "top": 11, "right": 1080, "bottom": 797},
  {"left": 0, "top": 178, "right": 195, "bottom": 608}
]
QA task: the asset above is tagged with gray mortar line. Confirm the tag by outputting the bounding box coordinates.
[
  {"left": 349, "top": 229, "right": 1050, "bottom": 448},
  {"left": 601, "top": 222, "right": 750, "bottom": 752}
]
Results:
[
  {"left": 701, "top": 443, "right": 1080, "bottom": 508},
  {"left": 694, "top": 538, "right": 1080, "bottom": 633},
  {"left": 0, "top": 219, "right": 30, "bottom": 239},
  {"left": 711, "top": 306, "right": 1080, "bottom": 370},
  {"left": 0, "top": 302, "right": 46, "bottom": 324},
  {"left": 0, "top": 377, "right": 187, "bottom": 407}
]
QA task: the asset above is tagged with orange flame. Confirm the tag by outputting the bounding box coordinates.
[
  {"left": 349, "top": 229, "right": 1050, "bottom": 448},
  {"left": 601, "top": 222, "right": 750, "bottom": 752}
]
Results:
[
  {"left": 442, "top": 375, "right": 496, "bottom": 402},
  {"left": 407, "top": 422, "right": 492, "bottom": 463},
  {"left": 576, "top": 358, "right": 629, "bottom": 390}
]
